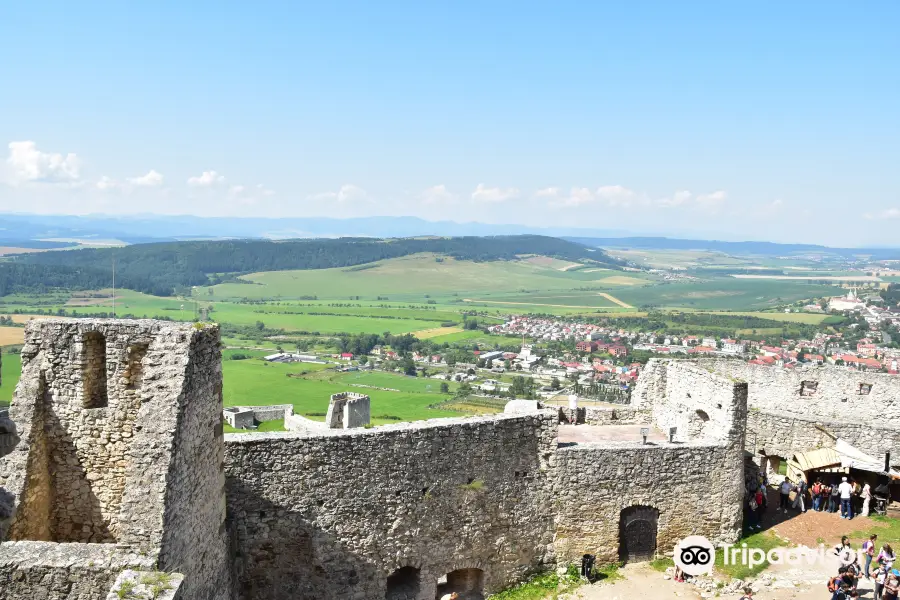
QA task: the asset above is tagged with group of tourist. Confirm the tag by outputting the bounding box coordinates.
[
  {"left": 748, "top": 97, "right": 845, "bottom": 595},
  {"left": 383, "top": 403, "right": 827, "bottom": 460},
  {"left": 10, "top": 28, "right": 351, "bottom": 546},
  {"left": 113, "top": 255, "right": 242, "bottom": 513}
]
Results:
[
  {"left": 745, "top": 470, "right": 874, "bottom": 528},
  {"left": 829, "top": 534, "right": 898, "bottom": 600}
]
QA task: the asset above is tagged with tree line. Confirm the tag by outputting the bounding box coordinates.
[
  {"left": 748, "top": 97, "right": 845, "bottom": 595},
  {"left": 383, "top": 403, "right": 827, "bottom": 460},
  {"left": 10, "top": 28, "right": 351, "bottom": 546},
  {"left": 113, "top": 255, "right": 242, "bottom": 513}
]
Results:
[{"left": 10, "top": 235, "right": 624, "bottom": 296}]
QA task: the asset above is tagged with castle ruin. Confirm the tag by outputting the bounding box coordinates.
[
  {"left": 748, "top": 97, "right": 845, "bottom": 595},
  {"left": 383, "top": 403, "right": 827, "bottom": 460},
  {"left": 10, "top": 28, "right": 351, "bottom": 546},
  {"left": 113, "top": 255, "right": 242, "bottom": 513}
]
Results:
[{"left": 4, "top": 320, "right": 887, "bottom": 599}]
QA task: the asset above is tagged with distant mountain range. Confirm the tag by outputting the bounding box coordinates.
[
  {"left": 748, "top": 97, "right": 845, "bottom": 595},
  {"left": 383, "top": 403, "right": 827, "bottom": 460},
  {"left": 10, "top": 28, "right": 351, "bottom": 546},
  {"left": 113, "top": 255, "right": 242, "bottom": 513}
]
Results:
[
  {"left": 0, "top": 213, "right": 897, "bottom": 258},
  {"left": 566, "top": 237, "right": 900, "bottom": 259}
]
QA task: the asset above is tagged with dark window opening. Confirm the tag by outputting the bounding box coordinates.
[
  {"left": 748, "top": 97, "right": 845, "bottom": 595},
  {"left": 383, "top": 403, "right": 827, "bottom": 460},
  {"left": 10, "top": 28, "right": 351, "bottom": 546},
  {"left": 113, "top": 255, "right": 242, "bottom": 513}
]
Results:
[
  {"left": 800, "top": 380, "right": 818, "bottom": 397},
  {"left": 82, "top": 331, "right": 108, "bottom": 408},
  {"left": 859, "top": 383, "right": 873, "bottom": 395}
]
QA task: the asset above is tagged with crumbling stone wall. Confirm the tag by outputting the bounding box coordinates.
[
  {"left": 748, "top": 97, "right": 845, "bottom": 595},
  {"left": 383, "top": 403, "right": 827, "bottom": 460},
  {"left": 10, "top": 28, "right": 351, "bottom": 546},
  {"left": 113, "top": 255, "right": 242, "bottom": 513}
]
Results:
[
  {"left": 0, "top": 320, "right": 230, "bottom": 600},
  {"left": 696, "top": 360, "right": 900, "bottom": 460},
  {"left": 747, "top": 409, "right": 900, "bottom": 461},
  {"left": 698, "top": 360, "right": 900, "bottom": 422},
  {"left": 224, "top": 411, "right": 558, "bottom": 600},
  {"left": 324, "top": 392, "right": 370, "bottom": 429},
  {"left": 0, "top": 541, "right": 156, "bottom": 600}
]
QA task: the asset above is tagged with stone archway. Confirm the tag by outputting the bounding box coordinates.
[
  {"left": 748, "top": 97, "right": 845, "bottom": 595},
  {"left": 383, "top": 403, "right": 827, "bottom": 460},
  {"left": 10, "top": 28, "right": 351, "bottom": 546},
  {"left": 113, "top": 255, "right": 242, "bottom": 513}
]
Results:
[
  {"left": 436, "top": 568, "right": 484, "bottom": 600},
  {"left": 619, "top": 505, "right": 659, "bottom": 563},
  {"left": 386, "top": 566, "right": 421, "bottom": 600}
]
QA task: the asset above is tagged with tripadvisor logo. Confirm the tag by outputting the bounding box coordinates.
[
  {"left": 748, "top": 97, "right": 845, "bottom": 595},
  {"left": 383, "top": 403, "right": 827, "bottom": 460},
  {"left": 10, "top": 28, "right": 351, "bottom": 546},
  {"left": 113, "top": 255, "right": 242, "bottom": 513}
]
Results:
[{"left": 674, "top": 535, "right": 715, "bottom": 576}]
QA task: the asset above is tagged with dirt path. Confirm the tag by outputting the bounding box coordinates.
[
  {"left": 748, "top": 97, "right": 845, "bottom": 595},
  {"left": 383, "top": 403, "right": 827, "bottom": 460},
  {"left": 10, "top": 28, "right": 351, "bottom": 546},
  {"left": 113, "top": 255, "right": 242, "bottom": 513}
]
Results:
[{"left": 595, "top": 292, "right": 633, "bottom": 308}]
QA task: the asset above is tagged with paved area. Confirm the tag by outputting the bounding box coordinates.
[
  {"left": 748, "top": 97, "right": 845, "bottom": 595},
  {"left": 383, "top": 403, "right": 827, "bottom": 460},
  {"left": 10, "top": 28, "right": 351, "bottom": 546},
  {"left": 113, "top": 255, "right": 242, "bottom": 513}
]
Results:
[{"left": 558, "top": 424, "right": 667, "bottom": 444}]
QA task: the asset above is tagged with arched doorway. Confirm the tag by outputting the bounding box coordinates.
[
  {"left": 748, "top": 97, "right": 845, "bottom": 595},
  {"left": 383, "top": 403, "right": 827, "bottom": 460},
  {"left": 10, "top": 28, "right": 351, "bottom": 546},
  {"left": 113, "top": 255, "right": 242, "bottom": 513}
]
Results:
[
  {"left": 435, "top": 568, "right": 484, "bottom": 600},
  {"left": 386, "top": 566, "right": 421, "bottom": 600},
  {"left": 619, "top": 506, "right": 658, "bottom": 563}
]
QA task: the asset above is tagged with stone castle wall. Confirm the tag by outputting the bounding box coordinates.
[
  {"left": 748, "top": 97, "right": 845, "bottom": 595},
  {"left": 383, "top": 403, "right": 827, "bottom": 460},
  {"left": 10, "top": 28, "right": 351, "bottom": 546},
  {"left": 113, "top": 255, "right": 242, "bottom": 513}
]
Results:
[
  {"left": 695, "top": 360, "right": 900, "bottom": 460},
  {"left": 554, "top": 441, "right": 742, "bottom": 564},
  {"left": 223, "top": 411, "right": 558, "bottom": 600},
  {"left": 697, "top": 359, "right": 900, "bottom": 423}
]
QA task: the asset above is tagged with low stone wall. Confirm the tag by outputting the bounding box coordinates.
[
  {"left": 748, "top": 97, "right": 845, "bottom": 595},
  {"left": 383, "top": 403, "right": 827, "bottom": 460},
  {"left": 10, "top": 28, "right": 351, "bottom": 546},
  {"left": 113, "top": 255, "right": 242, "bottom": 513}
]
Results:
[
  {"left": 0, "top": 541, "right": 156, "bottom": 600},
  {"left": 554, "top": 441, "right": 743, "bottom": 565},
  {"left": 559, "top": 406, "right": 651, "bottom": 426},
  {"left": 224, "top": 412, "right": 558, "bottom": 600},
  {"left": 246, "top": 405, "right": 293, "bottom": 423}
]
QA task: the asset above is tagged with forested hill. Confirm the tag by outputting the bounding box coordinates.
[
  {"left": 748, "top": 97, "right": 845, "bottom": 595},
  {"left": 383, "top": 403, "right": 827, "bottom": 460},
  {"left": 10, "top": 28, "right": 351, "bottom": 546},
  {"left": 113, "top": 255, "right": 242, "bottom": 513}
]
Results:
[{"left": 7, "top": 235, "right": 623, "bottom": 296}]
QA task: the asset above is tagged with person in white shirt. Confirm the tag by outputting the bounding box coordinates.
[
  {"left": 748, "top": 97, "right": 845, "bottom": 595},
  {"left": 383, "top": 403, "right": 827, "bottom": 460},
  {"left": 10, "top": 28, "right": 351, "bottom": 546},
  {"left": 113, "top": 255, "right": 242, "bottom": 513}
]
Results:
[
  {"left": 862, "top": 482, "right": 872, "bottom": 517},
  {"left": 780, "top": 478, "right": 792, "bottom": 512},
  {"left": 839, "top": 476, "right": 854, "bottom": 519}
]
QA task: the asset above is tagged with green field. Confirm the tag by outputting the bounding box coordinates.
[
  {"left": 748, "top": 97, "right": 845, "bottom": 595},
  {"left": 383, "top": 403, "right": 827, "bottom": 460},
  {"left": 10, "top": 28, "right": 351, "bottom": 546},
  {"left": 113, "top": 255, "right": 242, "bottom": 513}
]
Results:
[
  {"left": 610, "top": 279, "right": 839, "bottom": 310},
  {"left": 0, "top": 352, "right": 21, "bottom": 407},
  {"left": 222, "top": 353, "right": 470, "bottom": 425},
  {"left": 204, "top": 254, "right": 639, "bottom": 301}
]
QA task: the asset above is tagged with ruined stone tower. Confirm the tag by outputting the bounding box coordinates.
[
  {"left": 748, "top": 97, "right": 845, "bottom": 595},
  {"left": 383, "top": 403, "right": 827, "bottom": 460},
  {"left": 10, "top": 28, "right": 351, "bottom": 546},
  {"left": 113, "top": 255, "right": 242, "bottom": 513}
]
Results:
[{"left": 0, "top": 319, "right": 230, "bottom": 599}]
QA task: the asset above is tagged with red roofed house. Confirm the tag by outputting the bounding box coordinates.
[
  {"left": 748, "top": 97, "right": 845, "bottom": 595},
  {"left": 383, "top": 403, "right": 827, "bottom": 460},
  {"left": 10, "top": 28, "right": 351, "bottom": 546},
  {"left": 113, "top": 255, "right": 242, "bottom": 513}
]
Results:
[{"left": 341, "top": 352, "right": 354, "bottom": 359}]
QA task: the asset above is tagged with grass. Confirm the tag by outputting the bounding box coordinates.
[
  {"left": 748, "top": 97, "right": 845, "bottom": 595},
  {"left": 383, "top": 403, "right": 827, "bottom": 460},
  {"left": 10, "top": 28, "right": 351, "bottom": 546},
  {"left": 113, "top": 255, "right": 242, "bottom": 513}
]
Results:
[
  {"left": 848, "top": 514, "right": 900, "bottom": 541},
  {"left": 698, "top": 311, "right": 830, "bottom": 325},
  {"left": 414, "top": 326, "right": 464, "bottom": 339},
  {"left": 0, "top": 352, "right": 22, "bottom": 404},
  {"left": 715, "top": 531, "right": 782, "bottom": 580},
  {"left": 649, "top": 557, "right": 674, "bottom": 572},
  {"left": 223, "top": 359, "right": 472, "bottom": 425}
]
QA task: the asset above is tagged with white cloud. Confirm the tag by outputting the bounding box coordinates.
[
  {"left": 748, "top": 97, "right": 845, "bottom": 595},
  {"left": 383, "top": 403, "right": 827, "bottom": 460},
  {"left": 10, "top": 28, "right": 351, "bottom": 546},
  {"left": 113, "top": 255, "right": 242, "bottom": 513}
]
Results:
[
  {"left": 310, "top": 184, "right": 369, "bottom": 203},
  {"left": 187, "top": 170, "right": 225, "bottom": 187},
  {"left": 471, "top": 183, "right": 520, "bottom": 203},
  {"left": 5, "top": 141, "right": 80, "bottom": 184},
  {"left": 658, "top": 190, "right": 692, "bottom": 207},
  {"left": 421, "top": 184, "right": 455, "bottom": 205},
  {"left": 128, "top": 169, "right": 164, "bottom": 187},
  {"left": 543, "top": 185, "right": 636, "bottom": 208},
  {"left": 96, "top": 176, "right": 118, "bottom": 191}
]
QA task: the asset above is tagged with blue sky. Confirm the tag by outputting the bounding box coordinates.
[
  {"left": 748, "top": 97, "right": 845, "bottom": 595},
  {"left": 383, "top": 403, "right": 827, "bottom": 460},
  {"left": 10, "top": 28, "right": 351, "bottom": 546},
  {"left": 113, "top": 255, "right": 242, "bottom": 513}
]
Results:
[{"left": 0, "top": 1, "right": 897, "bottom": 244}]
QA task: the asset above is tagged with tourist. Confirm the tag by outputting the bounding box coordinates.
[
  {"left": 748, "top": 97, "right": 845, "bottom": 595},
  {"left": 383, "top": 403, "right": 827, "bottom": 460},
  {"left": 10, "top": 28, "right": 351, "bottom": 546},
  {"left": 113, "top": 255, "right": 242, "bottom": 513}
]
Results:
[
  {"left": 830, "top": 481, "right": 842, "bottom": 513},
  {"left": 792, "top": 476, "right": 807, "bottom": 512},
  {"left": 883, "top": 572, "right": 900, "bottom": 600},
  {"left": 739, "top": 586, "right": 753, "bottom": 599},
  {"left": 754, "top": 487, "right": 765, "bottom": 529},
  {"left": 747, "top": 492, "right": 760, "bottom": 530},
  {"left": 862, "top": 481, "right": 873, "bottom": 517},
  {"left": 779, "top": 477, "right": 792, "bottom": 511},
  {"left": 864, "top": 535, "right": 879, "bottom": 579},
  {"left": 812, "top": 480, "right": 822, "bottom": 511},
  {"left": 839, "top": 476, "right": 854, "bottom": 519},
  {"left": 758, "top": 471, "right": 768, "bottom": 508},
  {"left": 877, "top": 544, "right": 896, "bottom": 571},
  {"left": 876, "top": 565, "right": 889, "bottom": 600}
]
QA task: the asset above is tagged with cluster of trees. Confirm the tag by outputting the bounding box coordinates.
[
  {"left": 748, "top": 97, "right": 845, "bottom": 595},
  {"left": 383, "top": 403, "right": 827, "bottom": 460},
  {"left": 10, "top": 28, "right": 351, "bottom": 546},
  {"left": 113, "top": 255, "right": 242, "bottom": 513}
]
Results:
[
  {"left": 12, "top": 235, "right": 622, "bottom": 296},
  {"left": 882, "top": 284, "right": 900, "bottom": 307}
]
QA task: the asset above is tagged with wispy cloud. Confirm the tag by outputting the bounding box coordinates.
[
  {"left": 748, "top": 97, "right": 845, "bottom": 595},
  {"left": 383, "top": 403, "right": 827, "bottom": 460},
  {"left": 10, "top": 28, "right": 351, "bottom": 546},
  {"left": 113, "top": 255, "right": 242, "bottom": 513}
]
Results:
[
  {"left": 472, "top": 183, "right": 520, "bottom": 203},
  {"left": 128, "top": 169, "right": 164, "bottom": 187},
  {"left": 864, "top": 208, "right": 900, "bottom": 220},
  {"left": 187, "top": 170, "right": 225, "bottom": 187}
]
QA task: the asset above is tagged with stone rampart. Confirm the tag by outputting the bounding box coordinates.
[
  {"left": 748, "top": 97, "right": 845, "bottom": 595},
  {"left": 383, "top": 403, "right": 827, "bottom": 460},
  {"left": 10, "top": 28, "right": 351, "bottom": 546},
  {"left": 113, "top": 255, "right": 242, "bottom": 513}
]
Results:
[{"left": 224, "top": 411, "right": 558, "bottom": 600}]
